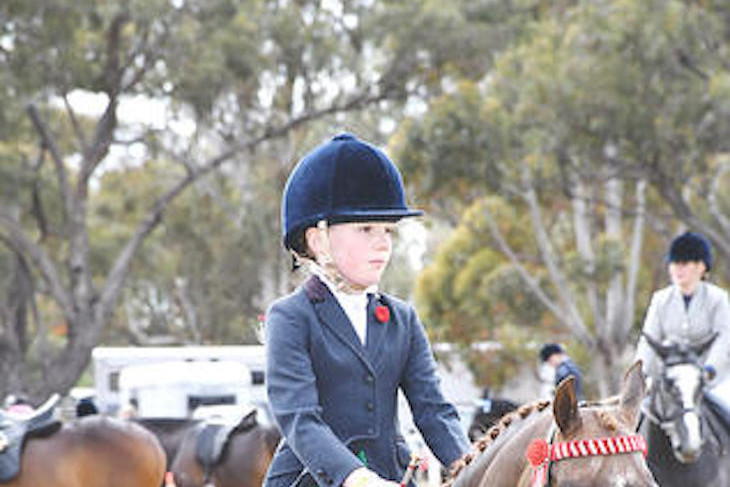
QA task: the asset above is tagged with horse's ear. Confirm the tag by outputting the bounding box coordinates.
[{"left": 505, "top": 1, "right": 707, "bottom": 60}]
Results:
[
  {"left": 619, "top": 360, "right": 646, "bottom": 429},
  {"left": 554, "top": 376, "right": 581, "bottom": 435}
]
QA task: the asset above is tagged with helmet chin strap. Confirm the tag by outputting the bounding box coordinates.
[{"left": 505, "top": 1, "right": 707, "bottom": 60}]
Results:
[{"left": 310, "top": 220, "right": 368, "bottom": 294}]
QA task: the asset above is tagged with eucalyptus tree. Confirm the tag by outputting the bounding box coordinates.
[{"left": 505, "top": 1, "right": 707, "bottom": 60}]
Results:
[
  {"left": 0, "top": 0, "right": 510, "bottom": 400},
  {"left": 393, "top": 0, "right": 730, "bottom": 394}
]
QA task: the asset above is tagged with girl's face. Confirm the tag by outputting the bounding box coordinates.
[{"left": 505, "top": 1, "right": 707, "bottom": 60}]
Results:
[
  {"left": 668, "top": 260, "right": 706, "bottom": 294},
  {"left": 324, "top": 222, "right": 396, "bottom": 288}
]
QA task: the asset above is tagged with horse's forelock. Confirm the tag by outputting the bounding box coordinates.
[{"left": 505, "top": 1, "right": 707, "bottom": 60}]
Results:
[{"left": 595, "top": 409, "right": 621, "bottom": 432}]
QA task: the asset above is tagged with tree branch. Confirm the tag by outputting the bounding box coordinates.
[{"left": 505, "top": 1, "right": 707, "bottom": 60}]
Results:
[
  {"left": 571, "top": 175, "right": 601, "bottom": 329},
  {"left": 654, "top": 167, "right": 730, "bottom": 261},
  {"left": 26, "top": 104, "right": 72, "bottom": 225},
  {"left": 0, "top": 214, "right": 74, "bottom": 321},
  {"left": 603, "top": 177, "right": 624, "bottom": 345},
  {"left": 623, "top": 178, "right": 646, "bottom": 340},
  {"left": 96, "top": 89, "right": 387, "bottom": 330},
  {"left": 479, "top": 205, "right": 564, "bottom": 317},
  {"left": 708, "top": 160, "right": 730, "bottom": 237},
  {"left": 520, "top": 165, "right": 593, "bottom": 344},
  {"left": 62, "top": 93, "right": 90, "bottom": 157}
]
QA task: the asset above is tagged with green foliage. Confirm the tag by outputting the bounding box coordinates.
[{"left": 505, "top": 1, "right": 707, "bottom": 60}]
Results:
[
  {"left": 393, "top": 82, "right": 503, "bottom": 208},
  {"left": 398, "top": 0, "right": 730, "bottom": 392},
  {"left": 416, "top": 198, "right": 555, "bottom": 350}
]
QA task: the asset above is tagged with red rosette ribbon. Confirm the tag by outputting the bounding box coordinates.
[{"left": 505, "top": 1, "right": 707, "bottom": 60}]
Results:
[
  {"left": 526, "top": 438, "right": 549, "bottom": 487},
  {"left": 374, "top": 305, "right": 390, "bottom": 323}
]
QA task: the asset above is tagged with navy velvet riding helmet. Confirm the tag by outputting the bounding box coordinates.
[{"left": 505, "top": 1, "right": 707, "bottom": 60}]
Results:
[
  {"left": 281, "top": 133, "right": 423, "bottom": 250},
  {"left": 666, "top": 231, "right": 713, "bottom": 271}
]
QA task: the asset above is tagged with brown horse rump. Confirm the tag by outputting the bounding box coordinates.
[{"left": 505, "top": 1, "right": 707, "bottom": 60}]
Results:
[
  {"left": 0, "top": 395, "right": 62, "bottom": 481},
  {"left": 2, "top": 415, "right": 165, "bottom": 487}
]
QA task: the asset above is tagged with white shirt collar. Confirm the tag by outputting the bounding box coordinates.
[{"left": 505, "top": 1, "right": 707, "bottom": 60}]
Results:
[{"left": 310, "top": 268, "right": 377, "bottom": 344}]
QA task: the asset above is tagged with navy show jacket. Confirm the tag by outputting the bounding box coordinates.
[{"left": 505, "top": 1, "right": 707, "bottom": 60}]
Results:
[{"left": 263, "top": 276, "right": 469, "bottom": 487}]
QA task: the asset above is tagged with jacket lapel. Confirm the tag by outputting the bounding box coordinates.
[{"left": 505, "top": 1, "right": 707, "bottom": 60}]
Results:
[
  {"left": 365, "top": 295, "right": 389, "bottom": 360},
  {"left": 305, "top": 276, "right": 373, "bottom": 370},
  {"left": 318, "top": 297, "right": 363, "bottom": 352},
  {"left": 666, "top": 287, "right": 688, "bottom": 325},
  {"left": 686, "top": 282, "right": 706, "bottom": 317}
]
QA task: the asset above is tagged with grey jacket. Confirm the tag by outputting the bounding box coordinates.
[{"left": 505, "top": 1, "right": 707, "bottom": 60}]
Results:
[
  {"left": 263, "top": 276, "right": 469, "bottom": 487},
  {"left": 635, "top": 281, "right": 730, "bottom": 382}
]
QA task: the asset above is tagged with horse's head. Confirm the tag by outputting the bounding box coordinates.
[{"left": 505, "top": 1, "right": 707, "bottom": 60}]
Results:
[
  {"left": 545, "top": 361, "right": 657, "bottom": 486},
  {"left": 643, "top": 332, "right": 717, "bottom": 463}
]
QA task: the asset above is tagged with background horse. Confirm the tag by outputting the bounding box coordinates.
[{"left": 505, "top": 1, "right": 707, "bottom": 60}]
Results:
[
  {"left": 136, "top": 417, "right": 201, "bottom": 473},
  {"left": 468, "top": 396, "right": 520, "bottom": 442},
  {"left": 446, "top": 361, "right": 657, "bottom": 487},
  {"left": 171, "top": 409, "right": 281, "bottom": 487},
  {"left": 639, "top": 333, "right": 730, "bottom": 487},
  {"left": 5, "top": 415, "right": 165, "bottom": 487}
]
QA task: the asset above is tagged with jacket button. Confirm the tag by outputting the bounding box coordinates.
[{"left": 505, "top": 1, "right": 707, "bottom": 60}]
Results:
[
  {"left": 365, "top": 374, "right": 374, "bottom": 384},
  {"left": 368, "top": 427, "right": 374, "bottom": 435},
  {"left": 316, "top": 469, "right": 326, "bottom": 478},
  {"left": 366, "top": 402, "right": 374, "bottom": 411}
]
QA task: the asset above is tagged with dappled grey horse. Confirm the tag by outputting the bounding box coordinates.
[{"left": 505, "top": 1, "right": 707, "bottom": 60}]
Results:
[{"left": 639, "top": 333, "right": 730, "bottom": 487}]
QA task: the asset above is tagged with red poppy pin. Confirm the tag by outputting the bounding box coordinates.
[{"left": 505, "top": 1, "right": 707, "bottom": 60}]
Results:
[{"left": 374, "top": 305, "right": 390, "bottom": 323}]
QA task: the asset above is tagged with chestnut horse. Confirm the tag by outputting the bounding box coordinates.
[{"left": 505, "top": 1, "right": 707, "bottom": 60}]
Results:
[
  {"left": 4, "top": 415, "right": 165, "bottom": 487},
  {"left": 446, "top": 361, "right": 657, "bottom": 487},
  {"left": 171, "top": 409, "right": 281, "bottom": 487}
]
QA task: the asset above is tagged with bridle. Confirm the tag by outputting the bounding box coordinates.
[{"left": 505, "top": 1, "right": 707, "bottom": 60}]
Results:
[
  {"left": 641, "top": 332, "right": 717, "bottom": 430},
  {"left": 526, "top": 423, "right": 648, "bottom": 487},
  {"left": 646, "top": 358, "right": 705, "bottom": 424},
  {"left": 643, "top": 355, "right": 708, "bottom": 462}
]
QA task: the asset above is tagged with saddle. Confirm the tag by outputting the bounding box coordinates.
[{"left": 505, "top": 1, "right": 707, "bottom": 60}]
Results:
[
  {"left": 195, "top": 405, "right": 258, "bottom": 475},
  {"left": 0, "top": 394, "right": 62, "bottom": 482}
]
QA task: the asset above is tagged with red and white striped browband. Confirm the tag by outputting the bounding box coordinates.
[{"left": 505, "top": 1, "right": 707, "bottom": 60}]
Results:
[
  {"left": 551, "top": 434, "right": 647, "bottom": 460},
  {"left": 526, "top": 434, "right": 648, "bottom": 487}
]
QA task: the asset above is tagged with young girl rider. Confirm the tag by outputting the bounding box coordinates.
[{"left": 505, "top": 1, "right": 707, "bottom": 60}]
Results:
[{"left": 263, "top": 133, "right": 471, "bottom": 487}]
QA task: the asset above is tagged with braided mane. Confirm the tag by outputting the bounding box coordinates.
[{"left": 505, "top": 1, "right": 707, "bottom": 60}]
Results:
[
  {"left": 443, "top": 399, "right": 551, "bottom": 486},
  {"left": 442, "top": 394, "right": 625, "bottom": 486}
]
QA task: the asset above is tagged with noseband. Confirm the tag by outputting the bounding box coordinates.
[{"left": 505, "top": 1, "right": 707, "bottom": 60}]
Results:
[{"left": 526, "top": 424, "right": 647, "bottom": 487}]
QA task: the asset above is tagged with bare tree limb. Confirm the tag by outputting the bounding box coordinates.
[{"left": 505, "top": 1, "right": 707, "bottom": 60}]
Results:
[
  {"left": 571, "top": 175, "right": 601, "bottom": 329},
  {"left": 26, "top": 104, "right": 72, "bottom": 224},
  {"left": 708, "top": 160, "right": 730, "bottom": 237},
  {"left": 62, "top": 93, "right": 90, "bottom": 157},
  {"left": 655, "top": 165, "right": 730, "bottom": 261},
  {"left": 96, "top": 88, "right": 388, "bottom": 333},
  {"left": 603, "top": 177, "right": 623, "bottom": 344},
  {"left": 0, "top": 214, "right": 74, "bottom": 321},
  {"left": 480, "top": 204, "right": 566, "bottom": 321},
  {"left": 623, "top": 178, "right": 646, "bottom": 339},
  {"left": 520, "top": 165, "right": 593, "bottom": 345}
]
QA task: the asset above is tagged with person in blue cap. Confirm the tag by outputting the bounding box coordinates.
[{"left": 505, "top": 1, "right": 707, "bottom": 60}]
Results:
[
  {"left": 539, "top": 343, "right": 583, "bottom": 401},
  {"left": 634, "top": 231, "right": 730, "bottom": 384},
  {"left": 263, "top": 133, "right": 470, "bottom": 487}
]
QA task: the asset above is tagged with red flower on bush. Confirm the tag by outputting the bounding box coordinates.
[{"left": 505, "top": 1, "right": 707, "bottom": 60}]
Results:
[{"left": 374, "top": 305, "right": 390, "bottom": 323}]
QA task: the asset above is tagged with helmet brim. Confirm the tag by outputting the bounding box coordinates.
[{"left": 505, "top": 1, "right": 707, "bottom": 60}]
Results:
[
  {"left": 328, "top": 208, "right": 424, "bottom": 224},
  {"left": 283, "top": 208, "right": 423, "bottom": 250}
]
